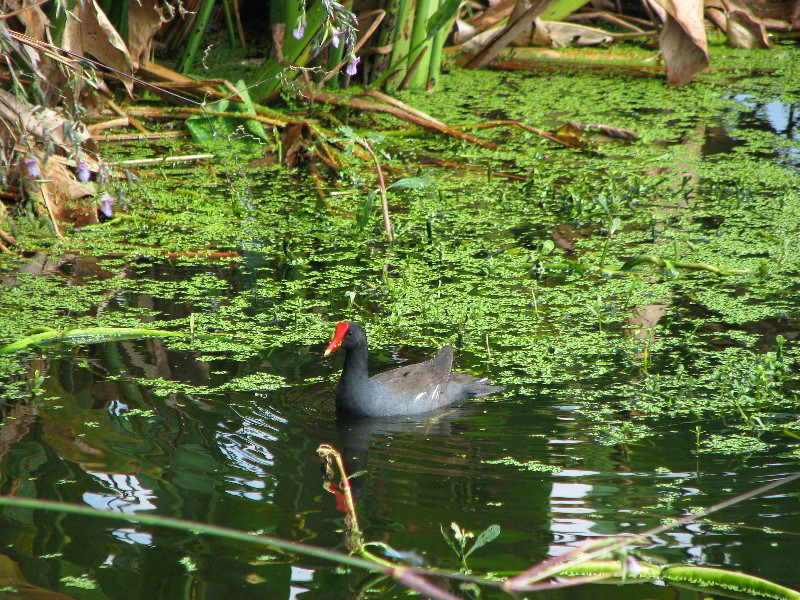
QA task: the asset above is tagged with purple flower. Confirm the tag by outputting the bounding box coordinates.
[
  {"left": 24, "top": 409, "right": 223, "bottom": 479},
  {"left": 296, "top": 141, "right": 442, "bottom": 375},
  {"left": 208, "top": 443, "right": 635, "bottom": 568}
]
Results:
[
  {"left": 331, "top": 27, "right": 342, "bottom": 48},
  {"left": 292, "top": 15, "right": 306, "bottom": 40},
  {"left": 98, "top": 193, "right": 115, "bottom": 217},
  {"left": 24, "top": 158, "right": 41, "bottom": 178},
  {"left": 77, "top": 159, "right": 90, "bottom": 182},
  {"left": 346, "top": 55, "right": 360, "bottom": 76}
]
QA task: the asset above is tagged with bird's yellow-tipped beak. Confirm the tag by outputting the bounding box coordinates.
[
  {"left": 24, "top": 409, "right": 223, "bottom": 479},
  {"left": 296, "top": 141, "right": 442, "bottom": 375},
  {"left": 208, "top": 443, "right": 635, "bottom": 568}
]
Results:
[{"left": 324, "top": 322, "right": 348, "bottom": 357}]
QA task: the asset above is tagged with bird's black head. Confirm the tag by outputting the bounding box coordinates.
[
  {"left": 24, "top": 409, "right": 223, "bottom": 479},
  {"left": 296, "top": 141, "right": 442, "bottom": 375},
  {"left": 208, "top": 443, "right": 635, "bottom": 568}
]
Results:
[{"left": 324, "top": 321, "right": 366, "bottom": 355}]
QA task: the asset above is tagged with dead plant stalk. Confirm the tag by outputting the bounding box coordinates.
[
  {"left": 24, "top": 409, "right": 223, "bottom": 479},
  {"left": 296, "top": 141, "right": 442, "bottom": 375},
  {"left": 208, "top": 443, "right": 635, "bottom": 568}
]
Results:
[{"left": 358, "top": 140, "right": 393, "bottom": 244}]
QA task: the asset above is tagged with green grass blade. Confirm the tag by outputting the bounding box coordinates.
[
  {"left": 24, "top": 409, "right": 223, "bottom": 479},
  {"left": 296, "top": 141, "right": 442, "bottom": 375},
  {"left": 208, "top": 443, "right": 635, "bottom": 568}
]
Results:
[{"left": 0, "top": 327, "right": 185, "bottom": 355}]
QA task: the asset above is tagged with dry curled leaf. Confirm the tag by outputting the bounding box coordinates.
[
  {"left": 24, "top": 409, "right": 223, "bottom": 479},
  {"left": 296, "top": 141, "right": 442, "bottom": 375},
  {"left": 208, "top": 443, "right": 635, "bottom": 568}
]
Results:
[
  {"left": 4, "top": 0, "right": 50, "bottom": 42},
  {"left": 40, "top": 160, "right": 97, "bottom": 226},
  {"left": 555, "top": 121, "right": 638, "bottom": 147},
  {"left": 654, "top": 0, "right": 708, "bottom": 85},
  {"left": 571, "top": 122, "right": 638, "bottom": 140},
  {"left": 128, "top": 0, "right": 171, "bottom": 68},
  {"left": 282, "top": 122, "right": 313, "bottom": 168},
  {"left": 722, "top": 0, "right": 769, "bottom": 48},
  {"left": 531, "top": 20, "right": 613, "bottom": 47},
  {"left": 61, "top": 0, "right": 135, "bottom": 95},
  {"left": 0, "top": 89, "right": 90, "bottom": 151}
]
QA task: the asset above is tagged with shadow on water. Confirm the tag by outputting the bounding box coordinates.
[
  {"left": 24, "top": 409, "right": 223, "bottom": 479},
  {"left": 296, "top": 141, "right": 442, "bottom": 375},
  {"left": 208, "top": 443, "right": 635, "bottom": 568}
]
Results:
[{"left": 715, "top": 96, "right": 799, "bottom": 169}]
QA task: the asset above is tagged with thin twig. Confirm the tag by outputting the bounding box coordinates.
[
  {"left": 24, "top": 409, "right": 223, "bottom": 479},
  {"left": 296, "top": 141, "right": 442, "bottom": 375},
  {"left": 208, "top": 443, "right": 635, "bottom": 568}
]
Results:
[
  {"left": 640, "top": 0, "right": 662, "bottom": 34},
  {"left": 453, "top": 119, "right": 572, "bottom": 147},
  {"left": 231, "top": 0, "right": 246, "bottom": 48},
  {"left": 308, "top": 161, "right": 327, "bottom": 202},
  {"left": 466, "top": 1, "right": 549, "bottom": 69},
  {"left": 38, "top": 185, "right": 64, "bottom": 239},
  {"left": 124, "top": 106, "right": 288, "bottom": 127},
  {"left": 610, "top": 31, "right": 658, "bottom": 39},
  {"left": 88, "top": 117, "right": 130, "bottom": 134},
  {"left": 94, "top": 131, "right": 189, "bottom": 142},
  {"left": 6, "top": 30, "right": 200, "bottom": 106},
  {"left": 104, "top": 97, "right": 149, "bottom": 133},
  {"left": 310, "top": 132, "right": 341, "bottom": 169},
  {"left": 567, "top": 11, "right": 646, "bottom": 33},
  {"left": 358, "top": 140, "right": 393, "bottom": 243},
  {"left": 366, "top": 90, "right": 447, "bottom": 128},
  {"left": 303, "top": 91, "right": 497, "bottom": 149},
  {"left": 103, "top": 154, "right": 214, "bottom": 166},
  {"left": 603, "top": 12, "right": 656, "bottom": 27},
  {"left": 136, "top": 63, "right": 246, "bottom": 103}
]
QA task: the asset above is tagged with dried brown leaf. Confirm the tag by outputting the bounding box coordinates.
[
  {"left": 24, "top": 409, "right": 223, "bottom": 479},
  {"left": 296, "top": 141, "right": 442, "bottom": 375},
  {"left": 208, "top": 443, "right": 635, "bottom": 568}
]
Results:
[
  {"left": 4, "top": 0, "right": 50, "bottom": 42},
  {"left": 62, "top": 0, "right": 135, "bottom": 95},
  {"left": 529, "top": 20, "right": 614, "bottom": 47},
  {"left": 41, "top": 160, "right": 97, "bottom": 226},
  {"left": 654, "top": 0, "right": 708, "bottom": 85},
  {"left": 282, "top": 122, "right": 313, "bottom": 168},
  {"left": 0, "top": 89, "right": 89, "bottom": 151},
  {"left": 128, "top": 0, "right": 171, "bottom": 68},
  {"left": 556, "top": 121, "right": 638, "bottom": 146},
  {"left": 721, "top": 0, "right": 769, "bottom": 48},
  {"left": 645, "top": 0, "right": 667, "bottom": 21}
]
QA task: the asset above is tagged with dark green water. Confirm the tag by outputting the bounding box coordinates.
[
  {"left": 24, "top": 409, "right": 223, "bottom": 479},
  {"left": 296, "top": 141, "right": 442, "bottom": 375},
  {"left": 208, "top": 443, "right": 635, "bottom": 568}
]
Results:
[{"left": 1, "top": 45, "right": 799, "bottom": 599}]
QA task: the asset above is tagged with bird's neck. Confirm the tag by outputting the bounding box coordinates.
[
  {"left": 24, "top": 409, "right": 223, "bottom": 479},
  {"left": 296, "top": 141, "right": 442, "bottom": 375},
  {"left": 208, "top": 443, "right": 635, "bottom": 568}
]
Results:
[{"left": 341, "top": 343, "right": 370, "bottom": 385}]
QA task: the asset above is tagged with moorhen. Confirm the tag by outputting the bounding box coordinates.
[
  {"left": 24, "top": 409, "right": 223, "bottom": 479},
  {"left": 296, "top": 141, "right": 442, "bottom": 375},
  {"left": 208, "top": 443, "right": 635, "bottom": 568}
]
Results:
[{"left": 324, "top": 321, "right": 503, "bottom": 417}]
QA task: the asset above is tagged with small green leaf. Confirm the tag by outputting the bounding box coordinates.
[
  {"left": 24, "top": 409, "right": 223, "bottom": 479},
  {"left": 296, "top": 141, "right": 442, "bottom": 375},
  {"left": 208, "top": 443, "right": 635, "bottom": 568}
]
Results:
[
  {"left": 541, "top": 240, "right": 555, "bottom": 255},
  {"left": 611, "top": 217, "right": 621, "bottom": 235},
  {"left": 387, "top": 177, "right": 433, "bottom": 191},
  {"left": 337, "top": 126, "right": 358, "bottom": 141},
  {"left": 186, "top": 80, "right": 269, "bottom": 146},
  {"left": 465, "top": 524, "right": 500, "bottom": 558},
  {"left": 357, "top": 189, "right": 378, "bottom": 230},
  {"left": 439, "top": 523, "right": 459, "bottom": 556}
]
